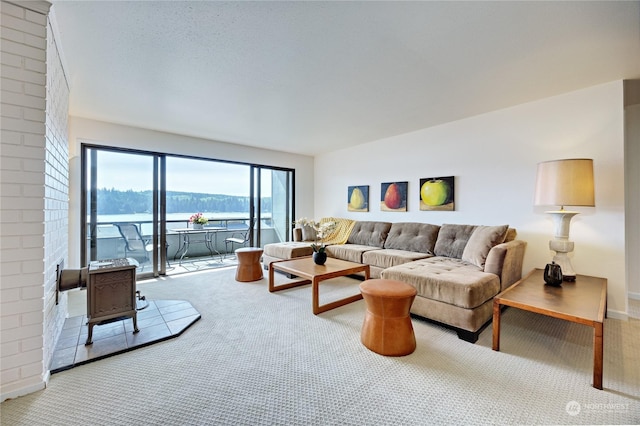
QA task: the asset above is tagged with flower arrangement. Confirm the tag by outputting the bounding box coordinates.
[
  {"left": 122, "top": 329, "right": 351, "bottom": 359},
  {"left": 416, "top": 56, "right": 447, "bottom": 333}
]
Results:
[
  {"left": 189, "top": 212, "right": 209, "bottom": 225},
  {"left": 294, "top": 217, "right": 337, "bottom": 253}
]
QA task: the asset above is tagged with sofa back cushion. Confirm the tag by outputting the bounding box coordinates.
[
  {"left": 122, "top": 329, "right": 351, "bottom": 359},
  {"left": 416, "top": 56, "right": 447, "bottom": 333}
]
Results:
[
  {"left": 461, "top": 225, "right": 509, "bottom": 268},
  {"left": 347, "top": 221, "right": 392, "bottom": 248},
  {"left": 384, "top": 222, "right": 440, "bottom": 254},
  {"left": 433, "top": 224, "right": 477, "bottom": 258}
]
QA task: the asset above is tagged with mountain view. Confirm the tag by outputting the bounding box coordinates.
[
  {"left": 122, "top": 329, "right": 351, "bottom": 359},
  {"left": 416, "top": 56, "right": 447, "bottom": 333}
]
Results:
[{"left": 96, "top": 189, "right": 272, "bottom": 215}]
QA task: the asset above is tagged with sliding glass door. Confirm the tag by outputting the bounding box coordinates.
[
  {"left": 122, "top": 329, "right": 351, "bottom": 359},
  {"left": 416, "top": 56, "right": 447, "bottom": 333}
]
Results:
[
  {"left": 82, "top": 147, "right": 165, "bottom": 277},
  {"left": 165, "top": 157, "right": 251, "bottom": 261},
  {"left": 81, "top": 145, "right": 295, "bottom": 277},
  {"left": 254, "top": 167, "right": 293, "bottom": 247}
]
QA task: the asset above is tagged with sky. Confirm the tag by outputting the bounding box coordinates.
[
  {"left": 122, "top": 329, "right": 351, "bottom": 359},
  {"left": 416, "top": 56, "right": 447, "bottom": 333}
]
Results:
[{"left": 95, "top": 151, "right": 270, "bottom": 196}]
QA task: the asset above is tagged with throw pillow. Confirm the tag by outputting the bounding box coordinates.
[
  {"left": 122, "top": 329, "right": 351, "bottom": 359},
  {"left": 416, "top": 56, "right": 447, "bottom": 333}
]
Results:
[
  {"left": 301, "top": 225, "right": 317, "bottom": 242},
  {"left": 461, "top": 225, "right": 509, "bottom": 268}
]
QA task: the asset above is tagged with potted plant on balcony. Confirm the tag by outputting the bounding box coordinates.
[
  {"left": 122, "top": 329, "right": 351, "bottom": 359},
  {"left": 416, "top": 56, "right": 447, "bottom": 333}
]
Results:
[{"left": 189, "top": 212, "right": 209, "bottom": 230}]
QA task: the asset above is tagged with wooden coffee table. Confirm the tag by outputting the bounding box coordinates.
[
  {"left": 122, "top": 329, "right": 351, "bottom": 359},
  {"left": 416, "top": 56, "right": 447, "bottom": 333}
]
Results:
[
  {"left": 492, "top": 268, "right": 607, "bottom": 389},
  {"left": 269, "top": 256, "right": 370, "bottom": 315}
]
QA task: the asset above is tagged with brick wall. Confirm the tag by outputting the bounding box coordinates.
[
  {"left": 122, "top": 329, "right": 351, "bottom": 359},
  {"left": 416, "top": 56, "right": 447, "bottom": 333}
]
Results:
[
  {"left": 43, "top": 2, "right": 69, "bottom": 376},
  {"left": 1, "top": 0, "right": 69, "bottom": 401}
]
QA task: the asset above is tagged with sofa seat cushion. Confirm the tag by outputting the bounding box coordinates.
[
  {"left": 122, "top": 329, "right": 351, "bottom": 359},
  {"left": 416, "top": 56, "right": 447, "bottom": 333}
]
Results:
[
  {"left": 362, "top": 249, "right": 432, "bottom": 270},
  {"left": 263, "top": 242, "right": 313, "bottom": 259},
  {"left": 325, "top": 244, "right": 381, "bottom": 264},
  {"left": 381, "top": 257, "right": 500, "bottom": 309}
]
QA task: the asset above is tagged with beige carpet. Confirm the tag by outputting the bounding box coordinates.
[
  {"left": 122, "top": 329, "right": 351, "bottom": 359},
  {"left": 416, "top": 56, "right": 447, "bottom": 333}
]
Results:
[{"left": 1, "top": 267, "right": 639, "bottom": 425}]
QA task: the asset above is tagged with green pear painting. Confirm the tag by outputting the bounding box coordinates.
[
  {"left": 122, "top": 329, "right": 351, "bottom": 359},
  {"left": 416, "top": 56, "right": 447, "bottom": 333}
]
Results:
[{"left": 348, "top": 185, "right": 369, "bottom": 212}]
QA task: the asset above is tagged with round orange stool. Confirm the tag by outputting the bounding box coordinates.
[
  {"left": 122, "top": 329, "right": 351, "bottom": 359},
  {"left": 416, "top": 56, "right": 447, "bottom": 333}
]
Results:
[
  {"left": 359, "top": 279, "right": 417, "bottom": 356},
  {"left": 235, "top": 247, "right": 264, "bottom": 282}
]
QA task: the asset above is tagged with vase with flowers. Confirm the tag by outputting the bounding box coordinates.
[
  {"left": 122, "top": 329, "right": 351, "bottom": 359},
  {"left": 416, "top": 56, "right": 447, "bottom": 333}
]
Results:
[
  {"left": 294, "top": 218, "right": 337, "bottom": 265},
  {"left": 189, "top": 212, "right": 209, "bottom": 229}
]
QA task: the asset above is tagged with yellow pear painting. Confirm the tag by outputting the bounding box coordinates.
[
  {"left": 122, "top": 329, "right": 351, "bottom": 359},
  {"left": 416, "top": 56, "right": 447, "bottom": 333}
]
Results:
[{"left": 348, "top": 185, "right": 369, "bottom": 212}]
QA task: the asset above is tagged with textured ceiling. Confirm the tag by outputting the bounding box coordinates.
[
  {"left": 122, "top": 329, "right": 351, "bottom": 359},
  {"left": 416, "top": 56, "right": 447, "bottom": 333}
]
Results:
[{"left": 51, "top": 1, "right": 640, "bottom": 156}]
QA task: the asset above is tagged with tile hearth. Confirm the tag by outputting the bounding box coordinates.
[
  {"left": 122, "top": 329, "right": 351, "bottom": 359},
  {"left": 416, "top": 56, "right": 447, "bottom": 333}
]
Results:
[{"left": 50, "top": 299, "right": 200, "bottom": 373}]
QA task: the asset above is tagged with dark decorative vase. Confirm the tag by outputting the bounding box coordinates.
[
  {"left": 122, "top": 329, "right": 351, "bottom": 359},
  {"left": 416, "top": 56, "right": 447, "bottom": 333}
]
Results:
[
  {"left": 313, "top": 252, "right": 327, "bottom": 265},
  {"left": 544, "top": 261, "right": 563, "bottom": 286}
]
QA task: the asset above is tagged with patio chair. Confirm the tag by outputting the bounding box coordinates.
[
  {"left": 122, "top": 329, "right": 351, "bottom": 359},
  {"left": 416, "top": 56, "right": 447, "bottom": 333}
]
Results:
[
  {"left": 224, "top": 218, "right": 254, "bottom": 254},
  {"left": 116, "top": 224, "right": 171, "bottom": 268}
]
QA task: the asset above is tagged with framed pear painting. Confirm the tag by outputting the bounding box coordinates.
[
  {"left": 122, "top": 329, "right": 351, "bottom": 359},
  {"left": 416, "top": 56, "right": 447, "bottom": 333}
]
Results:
[
  {"left": 380, "top": 181, "right": 408, "bottom": 212},
  {"left": 420, "top": 176, "right": 454, "bottom": 211},
  {"left": 348, "top": 185, "right": 369, "bottom": 212}
]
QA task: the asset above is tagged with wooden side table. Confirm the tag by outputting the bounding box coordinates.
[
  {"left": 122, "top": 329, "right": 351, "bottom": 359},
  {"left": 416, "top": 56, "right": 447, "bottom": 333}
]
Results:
[
  {"left": 235, "top": 247, "right": 264, "bottom": 282},
  {"left": 492, "top": 268, "right": 607, "bottom": 389},
  {"left": 359, "top": 279, "right": 417, "bottom": 356}
]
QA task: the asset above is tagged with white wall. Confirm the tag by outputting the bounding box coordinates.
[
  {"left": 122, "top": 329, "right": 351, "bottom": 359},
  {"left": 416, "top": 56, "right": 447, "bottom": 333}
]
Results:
[
  {"left": 67, "top": 117, "right": 315, "bottom": 267},
  {"left": 626, "top": 103, "right": 640, "bottom": 298},
  {"left": 315, "top": 81, "right": 627, "bottom": 317}
]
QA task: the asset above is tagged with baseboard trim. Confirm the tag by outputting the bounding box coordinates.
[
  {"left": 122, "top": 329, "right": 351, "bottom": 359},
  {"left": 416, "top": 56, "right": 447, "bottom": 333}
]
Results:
[
  {"left": 607, "top": 309, "right": 628, "bottom": 321},
  {"left": 1, "top": 377, "right": 47, "bottom": 402},
  {"left": 628, "top": 292, "right": 640, "bottom": 300}
]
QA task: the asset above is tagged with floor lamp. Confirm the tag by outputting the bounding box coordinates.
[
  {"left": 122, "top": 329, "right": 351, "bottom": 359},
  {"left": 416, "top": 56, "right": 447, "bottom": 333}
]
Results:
[{"left": 533, "top": 158, "right": 595, "bottom": 281}]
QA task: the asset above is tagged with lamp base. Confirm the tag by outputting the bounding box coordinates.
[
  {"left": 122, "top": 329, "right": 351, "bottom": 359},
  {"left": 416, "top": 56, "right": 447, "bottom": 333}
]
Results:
[
  {"left": 549, "top": 244, "right": 576, "bottom": 282},
  {"left": 547, "top": 210, "right": 579, "bottom": 282}
]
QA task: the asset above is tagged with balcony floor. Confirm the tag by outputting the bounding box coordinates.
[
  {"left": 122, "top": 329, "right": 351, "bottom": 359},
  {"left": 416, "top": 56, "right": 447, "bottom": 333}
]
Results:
[
  {"left": 165, "top": 253, "right": 241, "bottom": 275},
  {"left": 130, "top": 252, "right": 243, "bottom": 277}
]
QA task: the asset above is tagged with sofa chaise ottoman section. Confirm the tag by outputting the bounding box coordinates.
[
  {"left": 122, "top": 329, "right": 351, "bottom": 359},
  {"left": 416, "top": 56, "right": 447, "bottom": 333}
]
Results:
[
  {"left": 362, "top": 249, "right": 432, "bottom": 278},
  {"left": 382, "top": 258, "right": 501, "bottom": 309},
  {"left": 382, "top": 258, "right": 502, "bottom": 343},
  {"left": 263, "top": 242, "right": 313, "bottom": 268},
  {"left": 408, "top": 288, "right": 495, "bottom": 343},
  {"left": 380, "top": 223, "right": 526, "bottom": 343}
]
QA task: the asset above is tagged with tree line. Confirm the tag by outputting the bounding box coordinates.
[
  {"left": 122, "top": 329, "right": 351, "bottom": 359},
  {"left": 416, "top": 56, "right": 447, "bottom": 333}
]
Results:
[{"left": 96, "top": 188, "right": 271, "bottom": 214}]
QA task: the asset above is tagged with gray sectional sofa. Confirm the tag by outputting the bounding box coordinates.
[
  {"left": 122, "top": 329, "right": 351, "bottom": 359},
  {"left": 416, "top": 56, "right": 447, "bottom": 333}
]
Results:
[{"left": 263, "top": 220, "right": 527, "bottom": 343}]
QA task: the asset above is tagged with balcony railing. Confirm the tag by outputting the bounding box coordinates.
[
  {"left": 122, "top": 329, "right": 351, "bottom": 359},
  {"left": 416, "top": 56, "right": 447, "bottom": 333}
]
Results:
[{"left": 87, "top": 216, "right": 279, "bottom": 267}]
